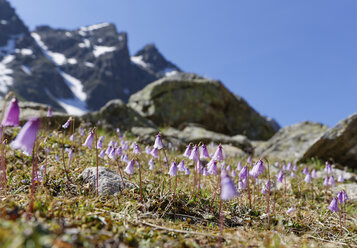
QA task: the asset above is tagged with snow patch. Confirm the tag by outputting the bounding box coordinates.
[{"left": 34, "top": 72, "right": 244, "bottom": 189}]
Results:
[
  {"left": 79, "top": 23, "right": 110, "bottom": 33},
  {"left": 160, "top": 67, "right": 179, "bottom": 76},
  {"left": 15, "top": 48, "right": 33, "bottom": 56},
  {"left": 0, "top": 34, "right": 24, "bottom": 55},
  {"left": 57, "top": 69, "right": 86, "bottom": 102},
  {"left": 45, "top": 89, "right": 87, "bottom": 116},
  {"left": 65, "top": 32, "right": 72, "bottom": 37},
  {"left": 131, "top": 55, "right": 149, "bottom": 69},
  {"left": 67, "top": 58, "right": 77, "bottom": 64},
  {"left": 0, "top": 55, "right": 14, "bottom": 94},
  {"left": 84, "top": 62, "right": 94, "bottom": 68},
  {"left": 21, "top": 65, "right": 32, "bottom": 75},
  {"left": 78, "top": 39, "right": 91, "bottom": 48},
  {"left": 0, "top": 20, "right": 8, "bottom": 25},
  {"left": 93, "top": 45, "right": 116, "bottom": 57}
]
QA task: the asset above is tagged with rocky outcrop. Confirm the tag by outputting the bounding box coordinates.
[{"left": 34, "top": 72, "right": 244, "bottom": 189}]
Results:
[
  {"left": 0, "top": 0, "right": 180, "bottom": 114},
  {"left": 80, "top": 167, "right": 134, "bottom": 195},
  {"left": 83, "top": 99, "right": 157, "bottom": 132},
  {"left": 254, "top": 121, "right": 328, "bottom": 161},
  {"left": 131, "top": 125, "right": 252, "bottom": 153},
  {"left": 299, "top": 113, "right": 357, "bottom": 169},
  {"left": 128, "top": 75, "right": 279, "bottom": 140}
]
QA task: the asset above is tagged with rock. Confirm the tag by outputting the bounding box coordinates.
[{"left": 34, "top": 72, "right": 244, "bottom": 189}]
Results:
[
  {"left": 255, "top": 121, "right": 328, "bottom": 161},
  {"left": 208, "top": 144, "right": 246, "bottom": 158},
  {"left": 83, "top": 99, "right": 157, "bottom": 132},
  {"left": 128, "top": 75, "right": 279, "bottom": 140},
  {"left": 80, "top": 167, "right": 133, "bottom": 195},
  {"left": 315, "top": 168, "right": 357, "bottom": 182},
  {"left": 332, "top": 183, "right": 357, "bottom": 201},
  {"left": 299, "top": 113, "right": 357, "bottom": 169}
]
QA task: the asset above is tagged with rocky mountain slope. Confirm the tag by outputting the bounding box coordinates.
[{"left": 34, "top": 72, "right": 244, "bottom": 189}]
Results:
[{"left": 0, "top": 0, "right": 180, "bottom": 114}]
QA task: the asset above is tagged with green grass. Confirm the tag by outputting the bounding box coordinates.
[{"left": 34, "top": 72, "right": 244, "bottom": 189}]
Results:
[{"left": 0, "top": 127, "right": 356, "bottom": 247}]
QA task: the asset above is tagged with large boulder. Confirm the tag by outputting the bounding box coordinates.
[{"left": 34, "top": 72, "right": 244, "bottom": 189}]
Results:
[
  {"left": 299, "top": 113, "right": 357, "bottom": 169},
  {"left": 255, "top": 121, "right": 328, "bottom": 161},
  {"left": 84, "top": 99, "right": 157, "bottom": 132},
  {"left": 128, "top": 75, "right": 279, "bottom": 140}
]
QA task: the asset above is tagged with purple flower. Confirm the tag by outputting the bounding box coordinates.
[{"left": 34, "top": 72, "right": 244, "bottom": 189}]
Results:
[
  {"left": 226, "top": 165, "right": 232, "bottom": 171},
  {"left": 261, "top": 185, "right": 267, "bottom": 195},
  {"left": 276, "top": 170, "right": 284, "bottom": 183},
  {"left": 238, "top": 179, "right": 247, "bottom": 190},
  {"left": 83, "top": 131, "right": 94, "bottom": 149},
  {"left": 328, "top": 198, "right": 339, "bottom": 212},
  {"left": 195, "top": 160, "right": 202, "bottom": 173},
  {"left": 208, "top": 161, "right": 218, "bottom": 175},
  {"left": 325, "top": 162, "right": 332, "bottom": 174},
  {"left": 304, "top": 173, "right": 312, "bottom": 183},
  {"left": 328, "top": 176, "right": 335, "bottom": 187},
  {"left": 68, "top": 149, "right": 74, "bottom": 167},
  {"left": 282, "top": 164, "right": 286, "bottom": 171},
  {"left": 178, "top": 160, "right": 185, "bottom": 171},
  {"left": 290, "top": 172, "right": 296, "bottom": 178},
  {"left": 150, "top": 147, "right": 158, "bottom": 158},
  {"left": 145, "top": 146, "right": 151, "bottom": 154},
  {"left": 99, "top": 149, "right": 106, "bottom": 158},
  {"left": 183, "top": 144, "right": 192, "bottom": 158},
  {"left": 79, "top": 128, "right": 85, "bottom": 137},
  {"left": 286, "top": 162, "right": 292, "bottom": 171},
  {"left": 69, "top": 134, "right": 75, "bottom": 142},
  {"left": 184, "top": 167, "right": 191, "bottom": 175},
  {"left": 239, "top": 166, "right": 248, "bottom": 179},
  {"left": 153, "top": 134, "right": 163, "bottom": 149},
  {"left": 286, "top": 207, "right": 295, "bottom": 214},
  {"left": 220, "top": 173, "right": 239, "bottom": 200},
  {"left": 237, "top": 161, "right": 242, "bottom": 171},
  {"left": 231, "top": 170, "right": 236, "bottom": 178},
  {"left": 169, "top": 162, "right": 178, "bottom": 177},
  {"left": 133, "top": 144, "right": 141, "bottom": 154},
  {"left": 55, "top": 154, "right": 60, "bottom": 162},
  {"left": 130, "top": 142, "right": 137, "bottom": 149},
  {"left": 10, "top": 117, "right": 40, "bottom": 156},
  {"left": 247, "top": 156, "right": 252, "bottom": 164},
  {"left": 62, "top": 117, "right": 71, "bottom": 129},
  {"left": 202, "top": 167, "right": 208, "bottom": 176},
  {"left": 47, "top": 107, "right": 52, "bottom": 117},
  {"left": 189, "top": 145, "right": 199, "bottom": 161},
  {"left": 200, "top": 144, "right": 210, "bottom": 159},
  {"left": 337, "top": 191, "right": 348, "bottom": 204},
  {"left": 97, "top": 136, "right": 104, "bottom": 149},
  {"left": 105, "top": 145, "right": 113, "bottom": 155},
  {"left": 337, "top": 175, "right": 344, "bottom": 183},
  {"left": 250, "top": 160, "right": 265, "bottom": 179},
  {"left": 293, "top": 164, "right": 298, "bottom": 171},
  {"left": 213, "top": 145, "right": 223, "bottom": 162},
  {"left": 311, "top": 169, "right": 317, "bottom": 178},
  {"left": 148, "top": 158, "right": 155, "bottom": 170},
  {"left": 302, "top": 167, "right": 309, "bottom": 175},
  {"left": 2, "top": 97, "right": 19, "bottom": 127},
  {"left": 109, "top": 148, "right": 116, "bottom": 160},
  {"left": 121, "top": 154, "right": 129, "bottom": 162},
  {"left": 116, "top": 146, "right": 122, "bottom": 156},
  {"left": 323, "top": 176, "right": 329, "bottom": 186},
  {"left": 124, "top": 160, "right": 135, "bottom": 175}
]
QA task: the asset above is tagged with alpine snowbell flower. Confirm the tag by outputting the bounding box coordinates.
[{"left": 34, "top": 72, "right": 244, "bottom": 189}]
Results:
[
  {"left": 328, "top": 198, "right": 339, "bottom": 212},
  {"left": 133, "top": 144, "right": 141, "bottom": 154},
  {"left": 302, "top": 167, "right": 309, "bottom": 175},
  {"left": 286, "top": 207, "right": 296, "bottom": 214},
  {"left": 304, "top": 173, "right": 312, "bottom": 183},
  {"left": 221, "top": 172, "right": 239, "bottom": 200},
  {"left": 150, "top": 147, "right": 158, "bottom": 158},
  {"left": 337, "top": 175, "right": 344, "bottom": 183},
  {"left": 2, "top": 97, "right": 20, "bottom": 127},
  {"left": 83, "top": 131, "right": 94, "bottom": 149},
  {"left": 109, "top": 148, "right": 116, "bottom": 160},
  {"left": 116, "top": 146, "right": 122, "bottom": 156},
  {"left": 124, "top": 160, "right": 134, "bottom": 175},
  {"left": 200, "top": 144, "right": 210, "bottom": 159},
  {"left": 239, "top": 166, "right": 248, "bottom": 180},
  {"left": 183, "top": 144, "right": 192, "bottom": 158},
  {"left": 11, "top": 117, "right": 40, "bottom": 156},
  {"left": 153, "top": 134, "right": 163, "bottom": 149},
  {"left": 189, "top": 145, "right": 199, "bottom": 161},
  {"left": 184, "top": 167, "right": 191, "bottom": 175},
  {"left": 237, "top": 161, "right": 242, "bottom": 171},
  {"left": 62, "top": 117, "right": 71, "bottom": 129},
  {"left": 328, "top": 176, "right": 336, "bottom": 187},
  {"left": 311, "top": 169, "right": 317, "bottom": 178},
  {"left": 148, "top": 158, "right": 155, "bottom": 170},
  {"left": 97, "top": 136, "right": 104, "bottom": 149},
  {"left": 168, "top": 162, "right": 178, "bottom": 177},
  {"left": 178, "top": 160, "right": 185, "bottom": 171},
  {"left": 47, "top": 107, "right": 52, "bottom": 117},
  {"left": 99, "top": 149, "right": 106, "bottom": 158},
  {"left": 213, "top": 145, "right": 223, "bottom": 162},
  {"left": 276, "top": 170, "right": 284, "bottom": 183},
  {"left": 145, "top": 145, "right": 151, "bottom": 154}
]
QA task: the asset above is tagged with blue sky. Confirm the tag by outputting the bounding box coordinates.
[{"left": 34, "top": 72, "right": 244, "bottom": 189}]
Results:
[{"left": 9, "top": 0, "right": 357, "bottom": 127}]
